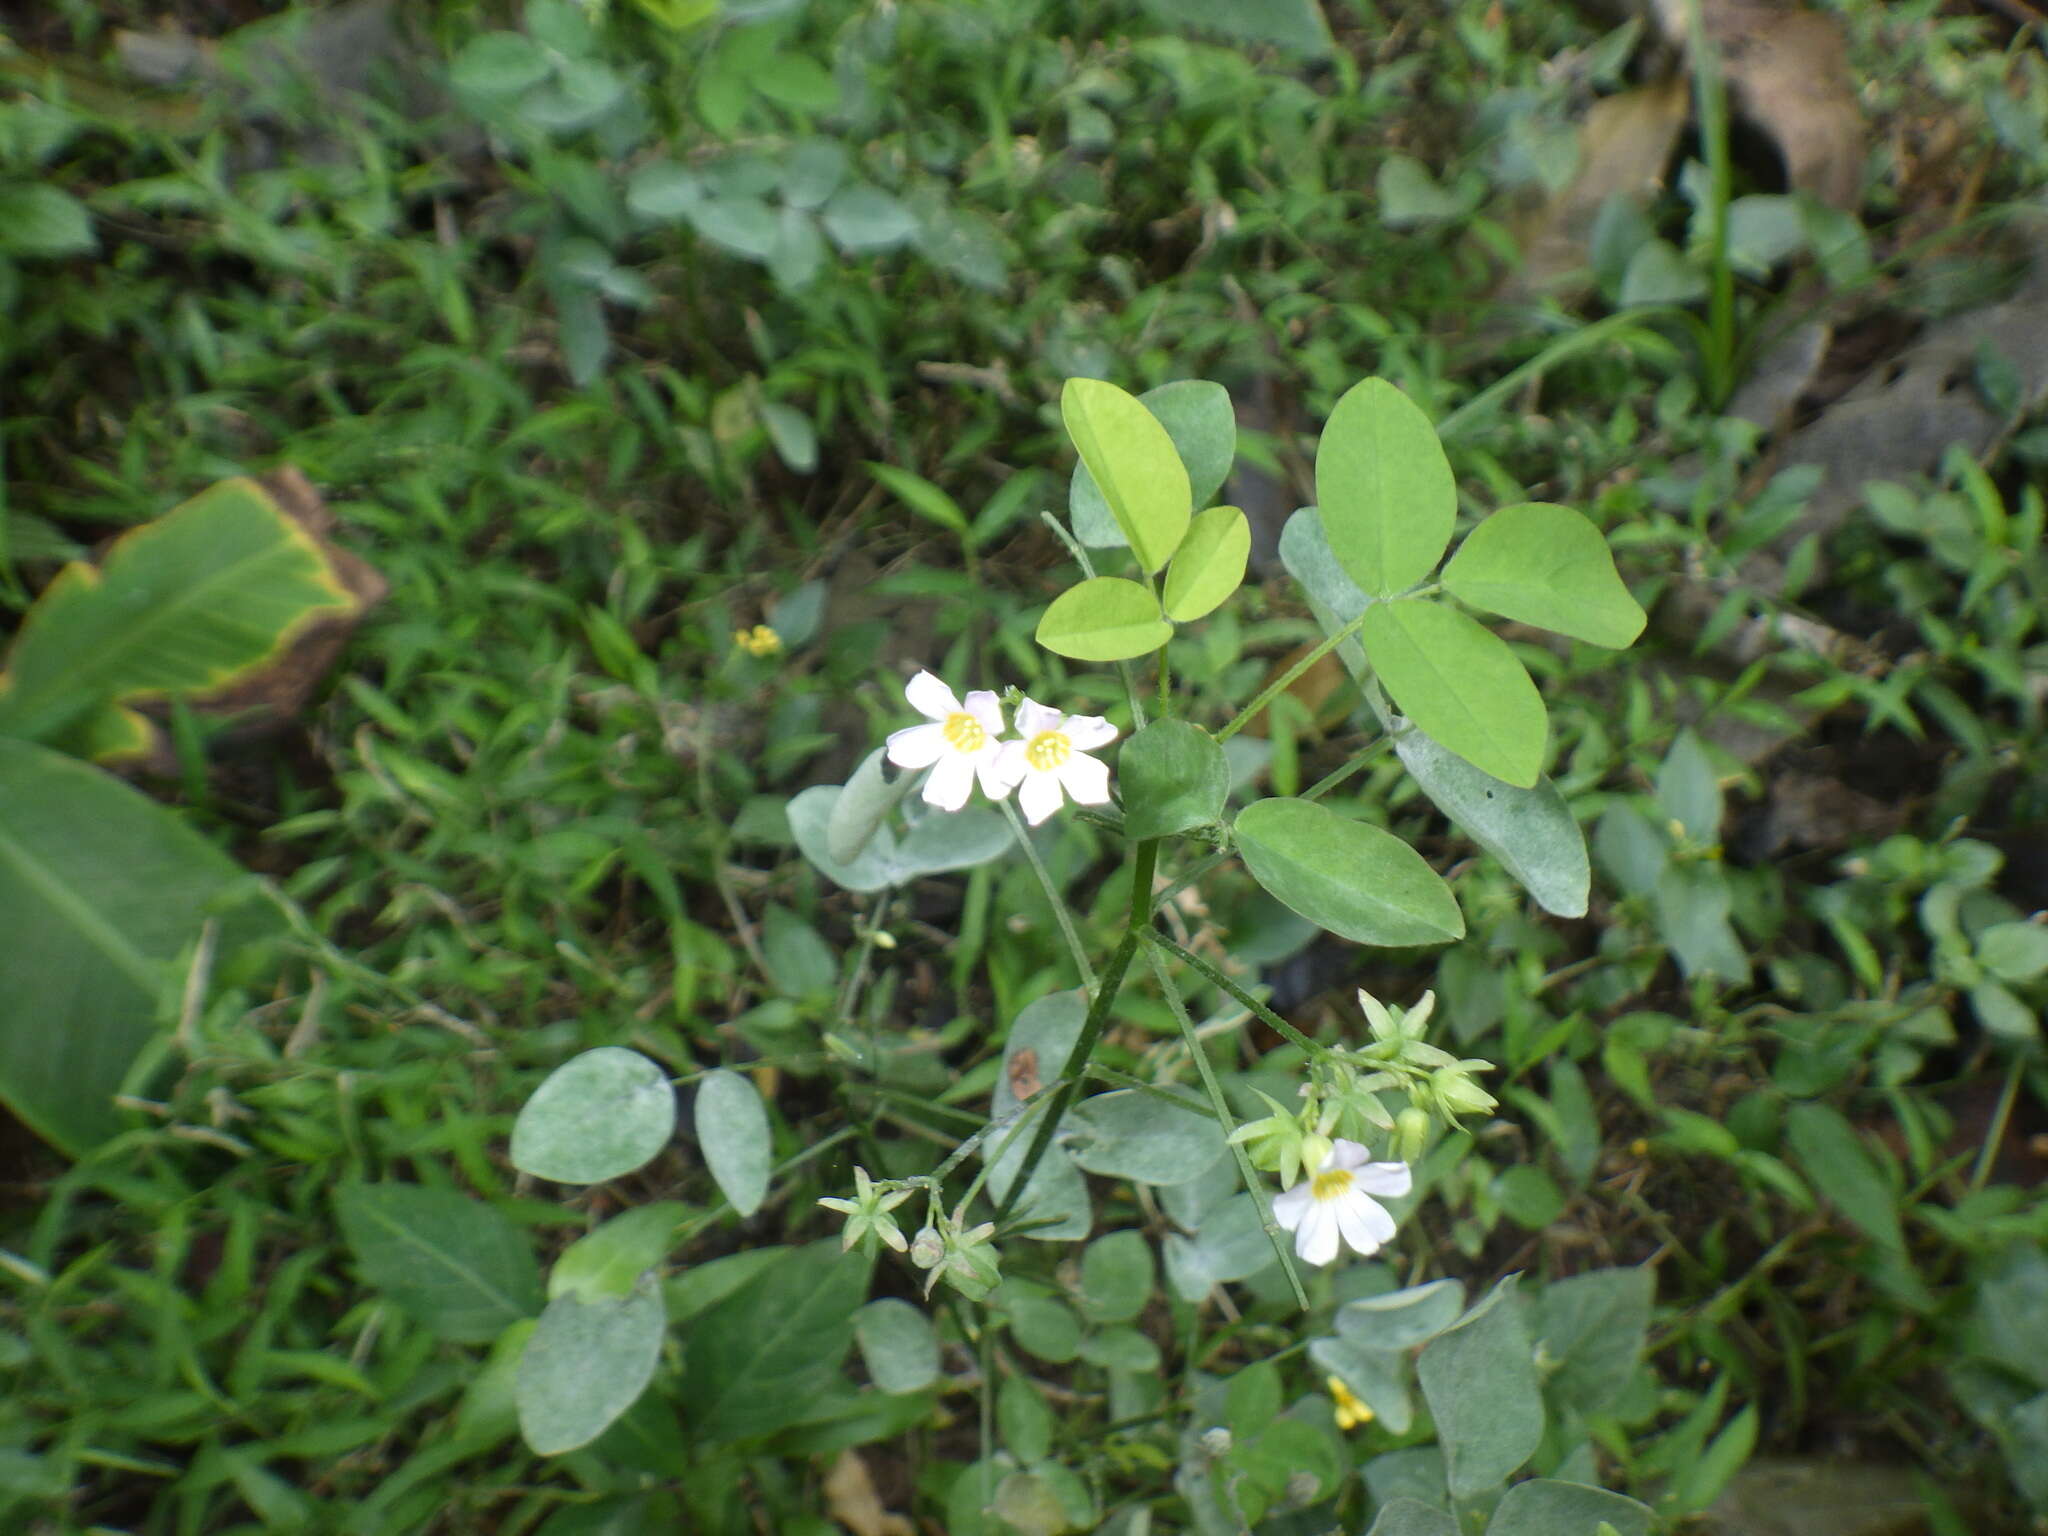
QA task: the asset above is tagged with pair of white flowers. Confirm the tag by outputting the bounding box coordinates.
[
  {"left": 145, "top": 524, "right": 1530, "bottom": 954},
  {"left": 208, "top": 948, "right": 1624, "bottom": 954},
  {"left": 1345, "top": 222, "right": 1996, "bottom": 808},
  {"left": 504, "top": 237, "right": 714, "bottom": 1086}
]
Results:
[{"left": 886, "top": 671, "right": 1116, "bottom": 826}]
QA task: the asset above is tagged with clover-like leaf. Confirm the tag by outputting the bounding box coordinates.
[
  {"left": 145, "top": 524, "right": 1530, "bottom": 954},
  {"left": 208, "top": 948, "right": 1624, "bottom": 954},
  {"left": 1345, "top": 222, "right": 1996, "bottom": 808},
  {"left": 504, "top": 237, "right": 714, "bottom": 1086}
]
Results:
[
  {"left": 1036, "top": 576, "right": 1173, "bottom": 661},
  {"left": 1441, "top": 502, "right": 1645, "bottom": 648}
]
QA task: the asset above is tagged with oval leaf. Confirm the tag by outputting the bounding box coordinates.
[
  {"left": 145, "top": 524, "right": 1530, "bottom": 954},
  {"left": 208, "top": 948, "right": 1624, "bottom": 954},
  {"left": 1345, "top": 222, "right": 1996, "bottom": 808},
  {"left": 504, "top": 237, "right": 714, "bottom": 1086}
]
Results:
[
  {"left": 1067, "top": 1088, "right": 1225, "bottom": 1185},
  {"left": 867, "top": 461, "right": 970, "bottom": 539},
  {"left": 548, "top": 1203, "right": 688, "bottom": 1303},
  {"left": 336, "top": 1183, "right": 542, "bottom": 1344},
  {"left": 1234, "top": 797, "right": 1464, "bottom": 947},
  {"left": 856, "top": 1298, "right": 941, "bottom": 1394},
  {"left": 1071, "top": 380, "right": 1235, "bottom": 549},
  {"left": 1061, "top": 378, "right": 1191, "bottom": 573},
  {"left": 1361, "top": 599, "right": 1547, "bottom": 789},
  {"left": 695, "top": 1067, "right": 771, "bottom": 1217},
  {"left": 1393, "top": 722, "right": 1589, "bottom": 918},
  {"left": 516, "top": 1283, "right": 667, "bottom": 1455},
  {"left": 1119, "top": 718, "right": 1228, "bottom": 840},
  {"left": 512, "top": 1047, "right": 676, "bottom": 1185},
  {"left": 1035, "top": 576, "right": 1172, "bottom": 661},
  {"left": 1441, "top": 502, "right": 1646, "bottom": 648},
  {"left": 1162, "top": 505, "right": 1251, "bottom": 621},
  {"left": 1315, "top": 378, "right": 1454, "bottom": 598}
]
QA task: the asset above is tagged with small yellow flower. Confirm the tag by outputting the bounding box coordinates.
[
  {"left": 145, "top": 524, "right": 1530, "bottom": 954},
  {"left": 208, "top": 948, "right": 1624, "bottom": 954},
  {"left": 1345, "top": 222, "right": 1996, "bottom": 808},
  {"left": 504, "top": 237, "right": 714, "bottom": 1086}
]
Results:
[
  {"left": 1328, "top": 1375, "right": 1374, "bottom": 1431},
  {"left": 733, "top": 624, "right": 782, "bottom": 658}
]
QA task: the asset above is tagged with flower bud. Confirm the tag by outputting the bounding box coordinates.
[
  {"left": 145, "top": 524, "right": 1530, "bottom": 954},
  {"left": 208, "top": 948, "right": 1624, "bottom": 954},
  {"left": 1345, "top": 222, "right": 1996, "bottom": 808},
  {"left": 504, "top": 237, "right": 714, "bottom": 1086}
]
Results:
[
  {"left": 1396, "top": 1106, "right": 1432, "bottom": 1163},
  {"left": 909, "top": 1225, "right": 944, "bottom": 1269}
]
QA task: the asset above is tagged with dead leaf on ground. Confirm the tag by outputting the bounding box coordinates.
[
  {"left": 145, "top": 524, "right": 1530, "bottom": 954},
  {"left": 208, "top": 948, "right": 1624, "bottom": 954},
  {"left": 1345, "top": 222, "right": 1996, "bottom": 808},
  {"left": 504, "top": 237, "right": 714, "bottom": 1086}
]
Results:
[
  {"left": 822, "top": 1449, "right": 915, "bottom": 1536},
  {"left": 1649, "top": 0, "right": 1865, "bottom": 210},
  {"left": 1502, "top": 76, "right": 1691, "bottom": 303}
]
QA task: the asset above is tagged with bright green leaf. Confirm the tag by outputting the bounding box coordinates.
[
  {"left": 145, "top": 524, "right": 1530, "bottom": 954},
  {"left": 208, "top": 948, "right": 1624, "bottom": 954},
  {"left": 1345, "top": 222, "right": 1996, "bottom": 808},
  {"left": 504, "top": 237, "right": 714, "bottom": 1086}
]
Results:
[
  {"left": 1362, "top": 600, "right": 1547, "bottom": 788},
  {"left": 1977, "top": 922, "right": 2048, "bottom": 985},
  {"left": 868, "top": 461, "right": 971, "bottom": 539},
  {"left": 1035, "top": 576, "right": 1172, "bottom": 661},
  {"left": 1119, "top": 718, "right": 1228, "bottom": 840},
  {"left": 1315, "top": 378, "right": 1454, "bottom": 598},
  {"left": 1234, "top": 797, "right": 1464, "bottom": 947},
  {"left": 0, "top": 184, "right": 95, "bottom": 259},
  {"left": 1162, "top": 505, "right": 1250, "bottom": 621},
  {"left": 695, "top": 1067, "right": 771, "bottom": 1217},
  {"left": 1061, "top": 378, "right": 1192, "bottom": 573},
  {"left": 1441, "top": 502, "right": 1646, "bottom": 648},
  {"left": 549, "top": 1203, "right": 688, "bottom": 1303},
  {"left": 1071, "top": 380, "right": 1234, "bottom": 549}
]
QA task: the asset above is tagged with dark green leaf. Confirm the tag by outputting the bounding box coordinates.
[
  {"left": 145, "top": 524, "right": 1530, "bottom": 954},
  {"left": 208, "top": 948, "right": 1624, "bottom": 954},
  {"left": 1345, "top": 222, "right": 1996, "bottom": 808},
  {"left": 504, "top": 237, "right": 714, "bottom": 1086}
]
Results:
[
  {"left": 1235, "top": 797, "right": 1464, "bottom": 947},
  {"left": 336, "top": 1183, "right": 543, "bottom": 1343},
  {"left": 1119, "top": 718, "right": 1228, "bottom": 840}
]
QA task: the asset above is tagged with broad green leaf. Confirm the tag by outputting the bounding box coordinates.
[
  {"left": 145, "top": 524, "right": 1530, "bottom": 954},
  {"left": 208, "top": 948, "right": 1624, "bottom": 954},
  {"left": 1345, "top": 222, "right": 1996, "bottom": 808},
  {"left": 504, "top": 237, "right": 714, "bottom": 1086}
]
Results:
[
  {"left": 511, "top": 1047, "right": 676, "bottom": 1185},
  {"left": 1418, "top": 1277, "right": 1542, "bottom": 1498},
  {"left": 0, "top": 477, "right": 362, "bottom": 749},
  {"left": 516, "top": 1281, "right": 666, "bottom": 1455},
  {"left": 335, "top": 1183, "right": 543, "bottom": 1344},
  {"left": 868, "top": 461, "right": 971, "bottom": 539},
  {"left": 1487, "top": 1480, "right": 1653, "bottom": 1536},
  {"left": 695, "top": 1067, "right": 772, "bottom": 1217},
  {"left": 778, "top": 137, "right": 849, "bottom": 209},
  {"left": 1235, "top": 797, "right": 1464, "bottom": 947},
  {"left": 1061, "top": 378, "right": 1191, "bottom": 573},
  {"left": 0, "top": 183, "right": 96, "bottom": 259},
  {"left": 1071, "top": 380, "right": 1234, "bottom": 549},
  {"left": 0, "top": 738, "right": 277, "bottom": 1154},
  {"left": 1377, "top": 154, "right": 1478, "bottom": 229},
  {"left": 992, "top": 990, "right": 1088, "bottom": 1121},
  {"left": 1654, "top": 863, "right": 1749, "bottom": 984},
  {"left": 681, "top": 1240, "right": 870, "bottom": 1440},
  {"left": 686, "top": 195, "right": 779, "bottom": 259},
  {"left": 1441, "top": 503, "right": 1646, "bottom": 648},
  {"left": 1620, "top": 238, "right": 1706, "bottom": 306},
  {"left": 1362, "top": 599, "right": 1547, "bottom": 788},
  {"left": 450, "top": 31, "right": 551, "bottom": 96},
  {"left": 1976, "top": 922, "right": 2048, "bottom": 984},
  {"left": 820, "top": 182, "right": 916, "bottom": 252},
  {"left": 1067, "top": 1088, "right": 1224, "bottom": 1185},
  {"left": 1315, "top": 378, "right": 1454, "bottom": 598},
  {"left": 1002, "top": 1283, "right": 1083, "bottom": 1362},
  {"left": 1079, "top": 1231, "right": 1155, "bottom": 1325},
  {"left": 856, "top": 1298, "right": 940, "bottom": 1394},
  {"left": 1135, "top": 0, "right": 1332, "bottom": 55},
  {"left": 999, "top": 1375, "right": 1055, "bottom": 1462},
  {"left": 549, "top": 1203, "right": 688, "bottom": 1303},
  {"left": 1119, "top": 718, "right": 1228, "bottom": 840},
  {"left": 789, "top": 785, "right": 1009, "bottom": 892},
  {"left": 1784, "top": 1102, "right": 1904, "bottom": 1252},
  {"left": 1162, "top": 505, "right": 1250, "bottom": 621},
  {"left": 1365, "top": 1500, "right": 1459, "bottom": 1536},
  {"left": 1311, "top": 1333, "right": 1416, "bottom": 1433},
  {"left": 624, "top": 159, "right": 705, "bottom": 220},
  {"left": 1655, "top": 730, "right": 1722, "bottom": 845},
  {"left": 1394, "top": 722, "right": 1589, "bottom": 917},
  {"left": 1533, "top": 1267, "right": 1653, "bottom": 1417},
  {"left": 1336, "top": 1280, "right": 1466, "bottom": 1351},
  {"left": 1161, "top": 1194, "right": 1276, "bottom": 1300},
  {"left": 766, "top": 207, "right": 826, "bottom": 290},
  {"left": 1035, "top": 576, "right": 1172, "bottom": 661}
]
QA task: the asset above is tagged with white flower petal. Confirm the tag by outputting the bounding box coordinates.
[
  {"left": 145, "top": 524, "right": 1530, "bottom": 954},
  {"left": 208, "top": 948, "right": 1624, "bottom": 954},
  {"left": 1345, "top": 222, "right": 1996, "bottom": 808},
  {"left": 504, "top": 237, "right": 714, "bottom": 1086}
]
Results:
[
  {"left": 904, "top": 670, "right": 960, "bottom": 721},
  {"left": 923, "top": 753, "right": 977, "bottom": 811},
  {"left": 1293, "top": 1202, "right": 1342, "bottom": 1266},
  {"left": 1335, "top": 1194, "right": 1396, "bottom": 1257},
  {"left": 1018, "top": 771, "right": 1062, "bottom": 826},
  {"left": 1272, "top": 1182, "right": 1314, "bottom": 1231},
  {"left": 1057, "top": 750, "right": 1111, "bottom": 806},
  {"left": 1327, "top": 1140, "right": 1372, "bottom": 1172},
  {"left": 1064, "top": 714, "right": 1117, "bottom": 750},
  {"left": 1015, "top": 697, "right": 1062, "bottom": 737},
  {"left": 886, "top": 721, "right": 950, "bottom": 769},
  {"left": 974, "top": 756, "right": 1014, "bottom": 800},
  {"left": 1355, "top": 1162, "right": 1413, "bottom": 1198},
  {"left": 990, "top": 741, "right": 1028, "bottom": 790},
  {"left": 964, "top": 690, "right": 1006, "bottom": 738}
]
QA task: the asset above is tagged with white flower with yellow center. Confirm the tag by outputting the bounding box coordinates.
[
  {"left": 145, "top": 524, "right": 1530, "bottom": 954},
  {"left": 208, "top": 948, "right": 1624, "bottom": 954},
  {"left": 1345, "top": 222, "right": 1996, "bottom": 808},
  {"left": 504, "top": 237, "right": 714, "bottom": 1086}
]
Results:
[
  {"left": 992, "top": 696, "right": 1117, "bottom": 826},
  {"left": 1271, "top": 1140, "right": 1411, "bottom": 1267},
  {"left": 885, "top": 670, "right": 1010, "bottom": 812}
]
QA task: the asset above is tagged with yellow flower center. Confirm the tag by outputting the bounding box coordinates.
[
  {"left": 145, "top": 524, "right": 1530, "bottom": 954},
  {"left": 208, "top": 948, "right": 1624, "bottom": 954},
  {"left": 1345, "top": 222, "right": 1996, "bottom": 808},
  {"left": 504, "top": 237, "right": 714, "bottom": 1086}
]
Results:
[
  {"left": 1310, "top": 1167, "right": 1355, "bottom": 1202},
  {"left": 943, "top": 711, "right": 988, "bottom": 752},
  {"left": 1024, "top": 729, "right": 1072, "bottom": 772},
  {"left": 1327, "top": 1375, "right": 1374, "bottom": 1430}
]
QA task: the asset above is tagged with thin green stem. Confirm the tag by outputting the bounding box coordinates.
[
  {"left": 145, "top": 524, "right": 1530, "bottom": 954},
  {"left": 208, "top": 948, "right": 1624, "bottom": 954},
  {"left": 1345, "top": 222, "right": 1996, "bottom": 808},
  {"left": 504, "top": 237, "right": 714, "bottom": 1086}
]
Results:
[
  {"left": 1686, "top": 0, "right": 1737, "bottom": 407},
  {"left": 1436, "top": 309, "right": 1686, "bottom": 444},
  {"left": 1142, "top": 934, "right": 1307, "bottom": 1310},
  {"left": 1145, "top": 932, "right": 1321, "bottom": 1056},
  {"left": 1217, "top": 608, "right": 1371, "bottom": 743},
  {"left": 994, "top": 840, "right": 1160, "bottom": 1223},
  {"left": 1970, "top": 1054, "right": 2026, "bottom": 1194},
  {"left": 1000, "top": 798, "right": 1097, "bottom": 993}
]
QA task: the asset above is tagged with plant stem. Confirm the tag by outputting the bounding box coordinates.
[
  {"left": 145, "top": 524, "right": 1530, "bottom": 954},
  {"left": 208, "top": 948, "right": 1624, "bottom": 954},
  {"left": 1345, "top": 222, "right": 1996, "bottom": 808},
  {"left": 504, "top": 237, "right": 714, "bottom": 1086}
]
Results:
[
  {"left": 1000, "top": 798, "right": 1097, "bottom": 994},
  {"left": 1142, "top": 932, "right": 1308, "bottom": 1309},
  {"left": 993, "top": 839, "right": 1160, "bottom": 1223},
  {"left": 1217, "top": 608, "right": 1371, "bottom": 743},
  {"left": 1686, "top": 0, "right": 1737, "bottom": 407},
  {"left": 1969, "top": 1054, "right": 2026, "bottom": 1194},
  {"left": 1145, "top": 932, "right": 1322, "bottom": 1056}
]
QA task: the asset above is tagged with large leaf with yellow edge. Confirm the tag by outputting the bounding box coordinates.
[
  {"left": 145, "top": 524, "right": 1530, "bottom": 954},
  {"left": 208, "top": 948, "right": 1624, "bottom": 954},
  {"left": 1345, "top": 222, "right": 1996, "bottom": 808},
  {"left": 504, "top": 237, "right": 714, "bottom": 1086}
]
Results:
[{"left": 0, "top": 477, "right": 361, "bottom": 751}]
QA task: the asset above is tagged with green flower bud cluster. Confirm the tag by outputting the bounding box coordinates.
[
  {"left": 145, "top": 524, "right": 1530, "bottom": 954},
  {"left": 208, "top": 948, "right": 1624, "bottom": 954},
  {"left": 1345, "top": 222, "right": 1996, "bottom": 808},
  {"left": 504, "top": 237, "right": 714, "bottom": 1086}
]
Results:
[{"left": 906, "top": 1207, "right": 1002, "bottom": 1302}]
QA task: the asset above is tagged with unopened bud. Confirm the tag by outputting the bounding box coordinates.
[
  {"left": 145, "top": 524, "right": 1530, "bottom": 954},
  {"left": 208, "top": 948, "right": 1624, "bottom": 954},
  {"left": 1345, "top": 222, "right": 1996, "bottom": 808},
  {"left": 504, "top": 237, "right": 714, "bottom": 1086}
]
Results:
[
  {"left": 1396, "top": 1106, "right": 1431, "bottom": 1163},
  {"left": 909, "top": 1226, "right": 944, "bottom": 1269}
]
